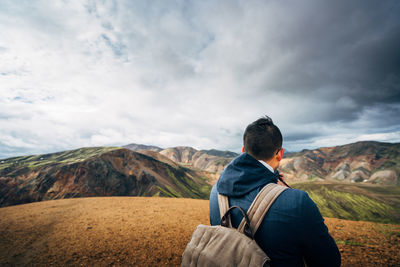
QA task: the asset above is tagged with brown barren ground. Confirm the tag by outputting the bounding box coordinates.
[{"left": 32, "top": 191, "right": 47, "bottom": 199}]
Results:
[{"left": 0, "top": 197, "right": 399, "bottom": 266}]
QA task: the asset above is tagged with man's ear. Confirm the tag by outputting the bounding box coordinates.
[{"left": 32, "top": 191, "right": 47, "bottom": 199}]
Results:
[
  {"left": 276, "top": 148, "right": 284, "bottom": 161},
  {"left": 242, "top": 146, "right": 245, "bottom": 153}
]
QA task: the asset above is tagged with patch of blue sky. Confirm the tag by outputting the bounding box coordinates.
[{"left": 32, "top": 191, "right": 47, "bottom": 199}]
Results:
[
  {"left": 1, "top": 70, "right": 21, "bottom": 76},
  {"left": 9, "top": 95, "right": 50, "bottom": 104},
  {"left": 101, "top": 33, "right": 128, "bottom": 60},
  {"left": 11, "top": 96, "right": 33, "bottom": 104}
]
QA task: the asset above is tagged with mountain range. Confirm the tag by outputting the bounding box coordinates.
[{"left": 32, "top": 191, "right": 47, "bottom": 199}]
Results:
[
  {"left": 0, "top": 141, "right": 399, "bottom": 214},
  {"left": 0, "top": 147, "right": 211, "bottom": 207},
  {"left": 125, "top": 141, "right": 400, "bottom": 186}
]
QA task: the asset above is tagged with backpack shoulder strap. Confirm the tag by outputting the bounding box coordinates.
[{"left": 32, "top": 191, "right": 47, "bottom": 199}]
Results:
[
  {"left": 237, "top": 183, "right": 288, "bottom": 236},
  {"left": 218, "top": 193, "right": 232, "bottom": 227}
]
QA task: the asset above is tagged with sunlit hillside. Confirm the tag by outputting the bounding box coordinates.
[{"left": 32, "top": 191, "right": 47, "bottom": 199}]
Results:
[
  {"left": 0, "top": 147, "right": 211, "bottom": 207},
  {"left": 293, "top": 182, "right": 400, "bottom": 224}
]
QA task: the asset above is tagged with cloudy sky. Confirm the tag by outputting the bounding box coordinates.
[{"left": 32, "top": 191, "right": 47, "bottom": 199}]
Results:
[{"left": 0, "top": 0, "right": 399, "bottom": 158}]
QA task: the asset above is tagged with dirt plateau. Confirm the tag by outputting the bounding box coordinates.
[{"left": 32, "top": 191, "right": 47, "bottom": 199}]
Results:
[{"left": 0, "top": 197, "right": 399, "bottom": 266}]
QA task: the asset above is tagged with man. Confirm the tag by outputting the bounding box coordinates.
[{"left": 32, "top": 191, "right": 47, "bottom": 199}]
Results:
[{"left": 209, "top": 116, "right": 341, "bottom": 267}]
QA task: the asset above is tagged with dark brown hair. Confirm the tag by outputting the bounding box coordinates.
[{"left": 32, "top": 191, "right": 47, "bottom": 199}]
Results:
[{"left": 243, "top": 115, "right": 282, "bottom": 160}]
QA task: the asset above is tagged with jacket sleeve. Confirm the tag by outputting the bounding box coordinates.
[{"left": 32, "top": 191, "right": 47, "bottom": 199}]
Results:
[
  {"left": 300, "top": 192, "right": 341, "bottom": 267},
  {"left": 209, "top": 185, "right": 221, "bottom": 225}
]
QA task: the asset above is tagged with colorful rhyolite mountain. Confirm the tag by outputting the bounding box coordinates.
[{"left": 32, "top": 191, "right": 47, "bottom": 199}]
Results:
[
  {"left": 0, "top": 141, "right": 399, "bottom": 209},
  {"left": 127, "top": 141, "right": 399, "bottom": 186},
  {"left": 280, "top": 141, "right": 400, "bottom": 186},
  {"left": 124, "top": 144, "right": 238, "bottom": 174}
]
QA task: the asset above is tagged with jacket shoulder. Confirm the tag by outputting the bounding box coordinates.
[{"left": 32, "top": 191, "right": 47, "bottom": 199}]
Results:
[
  {"left": 274, "top": 187, "right": 310, "bottom": 206},
  {"left": 268, "top": 188, "right": 318, "bottom": 219}
]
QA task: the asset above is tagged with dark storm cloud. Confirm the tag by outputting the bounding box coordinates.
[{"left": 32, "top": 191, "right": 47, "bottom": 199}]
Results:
[
  {"left": 263, "top": 1, "right": 400, "bottom": 135},
  {"left": 259, "top": 0, "right": 400, "bottom": 111},
  {"left": 284, "top": 132, "right": 322, "bottom": 142}
]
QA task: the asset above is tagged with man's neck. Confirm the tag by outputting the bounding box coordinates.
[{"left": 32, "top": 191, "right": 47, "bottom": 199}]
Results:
[{"left": 258, "top": 160, "right": 274, "bottom": 173}]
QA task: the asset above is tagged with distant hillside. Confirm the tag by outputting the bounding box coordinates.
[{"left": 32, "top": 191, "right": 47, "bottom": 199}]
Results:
[
  {"left": 280, "top": 141, "right": 400, "bottom": 186},
  {"left": 0, "top": 147, "right": 211, "bottom": 207},
  {"left": 159, "top": 146, "right": 237, "bottom": 173},
  {"left": 200, "top": 149, "right": 239, "bottom": 158},
  {"left": 123, "top": 144, "right": 238, "bottom": 174},
  {"left": 292, "top": 182, "right": 400, "bottom": 224}
]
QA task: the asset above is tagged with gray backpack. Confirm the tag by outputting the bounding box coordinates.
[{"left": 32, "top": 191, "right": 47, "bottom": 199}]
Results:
[{"left": 181, "top": 183, "right": 288, "bottom": 267}]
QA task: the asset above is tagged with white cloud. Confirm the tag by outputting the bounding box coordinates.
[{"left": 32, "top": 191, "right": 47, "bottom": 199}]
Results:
[{"left": 0, "top": 0, "right": 399, "bottom": 158}]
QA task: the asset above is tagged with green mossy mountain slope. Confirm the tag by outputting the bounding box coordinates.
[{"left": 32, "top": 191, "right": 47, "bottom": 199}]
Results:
[
  {"left": 0, "top": 147, "right": 120, "bottom": 171},
  {"left": 293, "top": 182, "right": 400, "bottom": 224}
]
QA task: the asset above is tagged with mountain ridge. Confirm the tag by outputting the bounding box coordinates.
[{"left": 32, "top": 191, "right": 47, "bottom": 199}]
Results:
[
  {"left": 280, "top": 141, "right": 400, "bottom": 185},
  {"left": 123, "top": 144, "right": 238, "bottom": 174},
  {"left": 0, "top": 147, "right": 211, "bottom": 207},
  {"left": 1, "top": 141, "right": 399, "bottom": 209}
]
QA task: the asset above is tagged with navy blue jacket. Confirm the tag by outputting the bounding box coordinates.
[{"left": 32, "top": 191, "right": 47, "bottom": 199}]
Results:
[{"left": 209, "top": 153, "right": 341, "bottom": 267}]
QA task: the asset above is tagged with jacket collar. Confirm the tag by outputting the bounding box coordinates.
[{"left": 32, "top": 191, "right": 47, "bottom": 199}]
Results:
[{"left": 217, "top": 152, "right": 279, "bottom": 197}]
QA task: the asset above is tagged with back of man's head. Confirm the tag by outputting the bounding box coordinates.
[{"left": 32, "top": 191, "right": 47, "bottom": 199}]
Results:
[{"left": 243, "top": 116, "right": 282, "bottom": 160}]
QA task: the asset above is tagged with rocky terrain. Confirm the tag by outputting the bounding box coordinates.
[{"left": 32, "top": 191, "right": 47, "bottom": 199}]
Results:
[
  {"left": 158, "top": 146, "right": 237, "bottom": 173},
  {"left": 280, "top": 141, "right": 400, "bottom": 186},
  {"left": 0, "top": 147, "right": 211, "bottom": 207},
  {"left": 0, "top": 197, "right": 399, "bottom": 266},
  {"left": 135, "top": 149, "right": 220, "bottom": 186},
  {"left": 124, "top": 143, "right": 238, "bottom": 174},
  {"left": 126, "top": 141, "right": 400, "bottom": 186}
]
